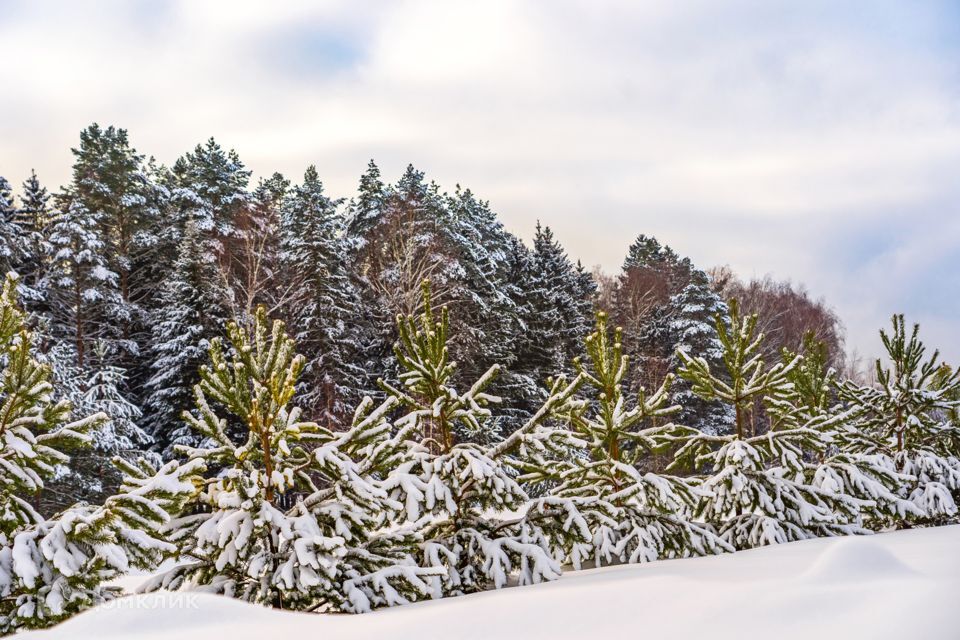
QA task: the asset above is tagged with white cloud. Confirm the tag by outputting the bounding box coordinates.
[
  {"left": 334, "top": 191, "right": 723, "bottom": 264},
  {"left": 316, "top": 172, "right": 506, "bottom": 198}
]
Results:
[{"left": 1, "top": 0, "right": 958, "bottom": 361}]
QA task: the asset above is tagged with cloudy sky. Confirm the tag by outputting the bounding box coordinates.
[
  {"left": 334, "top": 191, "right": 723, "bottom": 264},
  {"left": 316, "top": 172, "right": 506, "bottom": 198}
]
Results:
[{"left": 1, "top": 0, "right": 958, "bottom": 363}]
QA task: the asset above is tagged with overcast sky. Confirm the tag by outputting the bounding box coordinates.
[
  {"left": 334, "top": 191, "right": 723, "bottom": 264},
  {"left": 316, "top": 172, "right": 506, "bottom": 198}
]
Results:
[{"left": 1, "top": 0, "right": 958, "bottom": 363}]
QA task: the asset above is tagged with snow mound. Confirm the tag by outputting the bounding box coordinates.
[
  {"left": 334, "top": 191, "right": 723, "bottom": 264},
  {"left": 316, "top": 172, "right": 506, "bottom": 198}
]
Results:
[
  {"left": 802, "top": 536, "right": 917, "bottom": 582},
  {"left": 20, "top": 525, "right": 960, "bottom": 640}
]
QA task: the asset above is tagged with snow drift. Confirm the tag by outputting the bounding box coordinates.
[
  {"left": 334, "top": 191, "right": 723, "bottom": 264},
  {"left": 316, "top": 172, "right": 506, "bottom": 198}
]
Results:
[{"left": 21, "top": 524, "right": 960, "bottom": 640}]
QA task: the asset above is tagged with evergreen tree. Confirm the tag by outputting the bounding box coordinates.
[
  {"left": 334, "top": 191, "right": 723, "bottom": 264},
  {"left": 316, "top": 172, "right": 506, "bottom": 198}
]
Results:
[
  {"left": 673, "top": 300, "right": 853, "bottom": 549},
  {"left": 521, "top": 311, "right": 730, "bottom": 568},
  {"left": 14, "top": 171, "right": 53, "bottom": 310},
  {"left": 344, "top": 159, "right": 387, "bottom": 243},
  {"left": 667, "top": 269, "right": 734, "bottom": 434},
  {"left": 378, "top": 282, "right": 563, "bottom": 596},
  {"left": 0, "top": 177, "right": 24, "bottom": 278},
  {"left": 440, "top": 186, "right": 524, "bottom": 437},
  {"left": 280, "top": 166, "right": 364, "bottom": 421},
  {"left": 512, "top": 223, "right": 593, "bottom": 417},
  {"left": 144, "top": 222, "right": 224, "bottom": 454},
  {"left": 777, "top": 334, "right": 920, "bottom": 530},
  {"left": 0, "top": 274, "right": 195, "bottom": 633},
  {"left": 44, "top": 197, "right": 120, "bottom": 371},
  {"left": 144, "top": 139, "right": 249, "bottom": 451},
  {"left": 41, "top": 340, "right": 151, "bottom": 508},
  {"left": 68, "top": 124, "right": 162, "bottom": 362},
  {"left": 837, "top": 316, "right": 960, "bottom": 524},
  {"left": 145, "top": 307, "right": 436, "bottom": 611}
]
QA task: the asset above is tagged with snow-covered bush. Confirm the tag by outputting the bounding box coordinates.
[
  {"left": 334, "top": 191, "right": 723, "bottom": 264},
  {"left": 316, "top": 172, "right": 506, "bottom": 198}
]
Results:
[
  {"left": 143, "top": 306, "right": 437, "bottom": 612},
  {"left": 518, "top": 311, "right": 729, "bottom": 567}
]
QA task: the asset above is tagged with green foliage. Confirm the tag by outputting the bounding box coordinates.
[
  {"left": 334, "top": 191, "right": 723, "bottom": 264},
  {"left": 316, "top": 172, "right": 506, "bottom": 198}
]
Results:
[
  {"left": 0, "top": 275, "right": 96, "bottom": 534},
  {"left": 837, "top": 315, "right": 960, "bottom": 524},
  {"left": 677, "top": 299, "right": 796, "bottom": 439},
  {"left": 0, "top": 274, "right": 195, "bottom": 633},
  {"left": 378, "top": 280, "right": 561, "bottom": 596},
  {"left": 149, "top": 305, "right": 435, "bottom": 612},
  {"left": 523, "top": 311, "right": 728, "bottom": 566},
  {"left": 673, "top": 300, "right": 851, "bottom": 549}
]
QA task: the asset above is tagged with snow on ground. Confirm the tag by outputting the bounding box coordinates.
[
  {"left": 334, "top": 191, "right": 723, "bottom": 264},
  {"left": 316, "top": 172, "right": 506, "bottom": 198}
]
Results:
[{"left": 25, "top": 525, "right": 960, "bottom": 640}]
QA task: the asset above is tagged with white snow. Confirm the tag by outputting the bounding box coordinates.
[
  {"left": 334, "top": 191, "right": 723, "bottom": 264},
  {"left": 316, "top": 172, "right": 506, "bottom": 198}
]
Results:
[{"left": 20, "top": 524, "right": 960, "bottom": 640}]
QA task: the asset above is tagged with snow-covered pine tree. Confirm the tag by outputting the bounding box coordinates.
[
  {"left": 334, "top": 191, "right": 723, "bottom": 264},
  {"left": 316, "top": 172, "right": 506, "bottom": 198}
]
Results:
[
  {"left": 438, "top": 186, "right": 525, "bottom": 439},
  {"left": 837, "top": 316, "right": 960, "bottom": 525},
  {"left": 496, "top": 236, "right": 544, "bottom": 428},
  {"left": 68, "top": 124, "right": 162, "bottom": 364},
  {"left": 378, "top": 281, "right": 563, "bottom": 597},
  {"left": 667, "top": 268, "right": 734, "bottom": 435},
  {"left": 0, "top": 274, "right": 197, "bottom": 633},
  {"left": 44, "top": 196, "right": 121, "bottom": 371},
  {"left": 40, "top": 339, "right": 152, "bottom": 507},
  {"left": 145, "top": 306, "right": 436, "bottom": 612},
  {"left": 775, "top": 334, "right": 920, "bottom": 531},
  {"left": 280, "top": 166, "right": 364, "bottom": 422},
  {"left": 344, "top": 159, "right": 387, "bottom": 244},
  {"left": 519, "top": 311, "right": 729, "bottom": 568},
  {"left": 672, "top": 299, "right": 849, "bottom": 549}
]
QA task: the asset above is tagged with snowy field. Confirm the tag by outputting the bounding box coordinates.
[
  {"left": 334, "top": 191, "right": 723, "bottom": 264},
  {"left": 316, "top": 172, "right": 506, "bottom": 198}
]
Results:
[{"left": 22, "top": 524, "right": 960, "bottom": 640}]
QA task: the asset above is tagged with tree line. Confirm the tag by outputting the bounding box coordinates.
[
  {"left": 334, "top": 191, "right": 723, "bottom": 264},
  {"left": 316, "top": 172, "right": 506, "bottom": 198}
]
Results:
[{"left": 0, "top": 124, "right": 845, "bottom": 513}]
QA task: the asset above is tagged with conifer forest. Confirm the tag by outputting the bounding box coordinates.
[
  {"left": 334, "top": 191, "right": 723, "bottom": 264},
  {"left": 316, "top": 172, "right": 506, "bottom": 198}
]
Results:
[{"left": 0, "top": 124, "right": 957, "bottom": 634}]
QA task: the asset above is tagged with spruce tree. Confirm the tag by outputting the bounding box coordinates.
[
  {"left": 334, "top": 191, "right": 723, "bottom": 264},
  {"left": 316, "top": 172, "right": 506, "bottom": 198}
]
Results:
[
  {"left": 144, "top": 139, "right": 249, "bottom": 451},
  {"left": 44, "top": 197, "right": 121, "bottom": 370},
  {"left": 144, "top": 222, "right": 224, "bottom": 454},
  {"left": 667, "top": 269, "right": 734, "bottom": 434},
  {"left": 520, "top": 311, "right": 729, "bottom": 567},
  {"left": 280, "top": 166, "right": 363, "bottom": 421},
  {"left": 68, "top": 124, "right": 162, "bottom": 363},
  {"left": 14, "top": 171, "right": 53, "bottom": 311},
  {"left": 0, "top": 177, "right": 24, "bottom": 278},
  {"left": 344, "top": 159, "right": 387, "bottom": 243},
  {"left": 673, "top": 300, "right": 851, "bottom": 548},
  {"left": 512, "top": 223, "right": 593, "bottom": 417}
]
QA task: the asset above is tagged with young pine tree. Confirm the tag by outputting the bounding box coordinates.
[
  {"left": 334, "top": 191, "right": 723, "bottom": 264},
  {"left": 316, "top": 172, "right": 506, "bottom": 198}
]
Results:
[
  {"left": 145, "top": 307, "right": 436, "bottom": 612},
  {"left": 776, "top": 334, "right": 920, "bottom": 531},
  {"left": 673, "top": 300, "right": 850, "bottom": 549},
  {"left": 0, "top": 275, "right": 196, "bottom": 633},
  {"left": 837, "top": 316, "right": 960, "bottom": 524},
  {"left": 520, "top": 311, "right": 730, "bottom": 568},
  {"left": 378, "top": 281, "right": 563, "bottom": 597}
]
